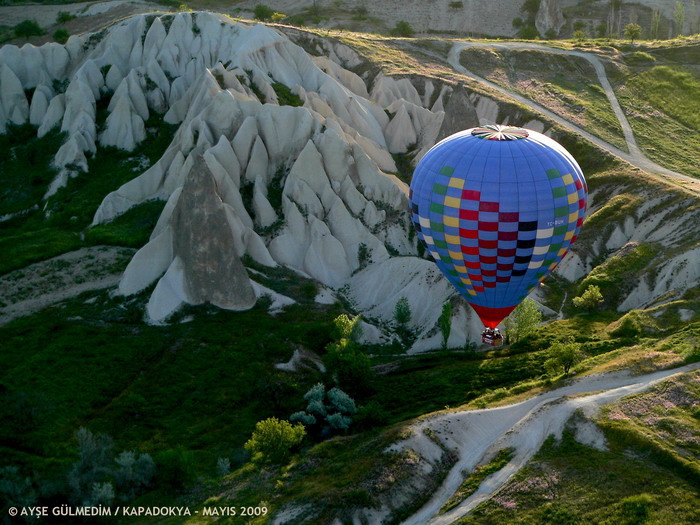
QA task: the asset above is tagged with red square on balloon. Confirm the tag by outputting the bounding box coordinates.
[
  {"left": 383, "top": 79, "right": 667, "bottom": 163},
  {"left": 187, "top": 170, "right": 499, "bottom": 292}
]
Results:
[
  {"left": 459, "top": 209, "right": 479, "bottom": 220},
  {"left": 479, "top": 239, "right": 498, "bottom": 249},
  {"left": 462, "top": 190, "right": 480, "bottom": 201},
  {"left": 478, "top": 221, "right": 498, "bottom": 232},
  {"left": 459, "top": 228, "right": 478, "bottom": 239},
  {"left": 461, "top": 245, "right": 479, "bottom": 255},
  {"left": 479, "top": 201, "right": 499, "bottom": 212}
]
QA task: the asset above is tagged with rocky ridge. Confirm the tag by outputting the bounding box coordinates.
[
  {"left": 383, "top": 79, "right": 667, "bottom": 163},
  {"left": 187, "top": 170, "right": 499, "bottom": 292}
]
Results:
[{"left": 0, "top": 11, "right": 697, "bottom": 348}]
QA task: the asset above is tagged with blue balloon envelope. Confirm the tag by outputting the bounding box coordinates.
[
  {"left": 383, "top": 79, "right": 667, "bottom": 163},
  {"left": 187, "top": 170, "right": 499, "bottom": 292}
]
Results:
[{"left": 409, "top": 125, "right": 588, "bottom": 328}]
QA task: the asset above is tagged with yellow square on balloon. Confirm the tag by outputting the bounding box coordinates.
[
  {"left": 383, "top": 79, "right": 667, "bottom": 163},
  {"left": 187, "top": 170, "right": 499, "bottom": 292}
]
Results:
[
  {"left": 444, "top": 196, "right": 460, "bottom": 208},
  {"left": 564, "top": 230, "right": 574, "bottom": 241},
  {"left": 568, "top": 211, "right": 578, "bottom": 223},
  {"left": 448, "top": 177, "right": 465, "bottom": 189},
  {"left": 445, "top": 234, "right": 460, "bottom": 245},
  {"left": 467, "top": 289, "right": 477, "bottom": 296},
  {"left": 567, "top": 193, "right": 577, "bottom": 205},
  {"left": 460, "top": 277, "right": 471, "bottom": 285},
  {"left": 444, "top": 215, "right": 459, "bottom": 227},
  {"left": 562, "top": 173, "right": 574, "bottom": 185},
  {"left": 558, "top": 248, "right": 567, "bottom": 257},
  {"left": 448, "top": 250, "right": 462, "bottom": 260}
]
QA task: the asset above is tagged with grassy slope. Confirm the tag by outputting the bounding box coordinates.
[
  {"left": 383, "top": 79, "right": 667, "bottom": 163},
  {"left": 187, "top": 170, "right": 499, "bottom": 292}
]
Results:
[
  {"left": 458, "top": 47, "right": 628, "bottom": 151},
  {"left": 610, "top": 43, "right": 700, "bottom": 178},
  {"left": 0, "top": 115, "right": 175, "bottom": 275},
  {"left": 1, "top": 27, "right": 699, "bottom": 524}
]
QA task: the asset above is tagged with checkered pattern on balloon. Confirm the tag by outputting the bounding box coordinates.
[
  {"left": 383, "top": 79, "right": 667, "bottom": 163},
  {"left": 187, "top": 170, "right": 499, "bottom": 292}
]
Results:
[{"left": 409, "top": 125, "right": 588, "bottom": 328}]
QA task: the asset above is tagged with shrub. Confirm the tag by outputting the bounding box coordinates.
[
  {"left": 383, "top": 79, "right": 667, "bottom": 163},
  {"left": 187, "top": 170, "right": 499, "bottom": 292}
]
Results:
[
  {"left": 154, "top": 448, "right": 196, "bottom": 489},
  {"left": 67, "top": 428, "right": 114, "bottom": 504},
  {"left": 438, "top": 302, "right": 452, "bottom": 351},
  {"left": 624, "top": 23, "right": 642, "bottom": 44},
  {"left": 14, "top": 19, "right": 44, "bottom": 40},
  {"left": 573, "top": 284, "right": 604, "bottom": 311},
  {"left": 216, "top": 457, "right": 231, "bottom": 476},
  {"left": 292, "top": 383, "right": 357, "bottom": 437},
  {"left": 619, "top": 493, "right": 653, "bottom": 522},
  {"left": 53, "top": 29, "right": 69, "bottom": 44},
  {"left": 573, "top": 29, "right": 587, "bottom": 42},
  {"left": 253, "top": 4, "right": 274, "bottom": 21},
  {"left": 449, "top": 1, "right": 463, "bottom": 7},
  {"left": 390, "top": 21, "right": 414, "bottom": 37},
  {"left": 56, "top": 11, "right": 75, "bottom": 24},
  {"left": 114, "top": 451, "right": 155, "bottom": 500},
  {"left": 544, "top": 337, "right": 584, "bottom": 376},
  {"left": 244, "top": 417, "right": 306, "bottom": 464}
]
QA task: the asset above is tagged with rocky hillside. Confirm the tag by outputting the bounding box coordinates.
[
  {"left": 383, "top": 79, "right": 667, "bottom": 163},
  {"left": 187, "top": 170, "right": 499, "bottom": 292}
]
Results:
[
  {"left": 1, "top": 8, "right": 699, "bottom": 525},
  {"left": 1, "top": 11, "right": 698, "bottom": 350}
]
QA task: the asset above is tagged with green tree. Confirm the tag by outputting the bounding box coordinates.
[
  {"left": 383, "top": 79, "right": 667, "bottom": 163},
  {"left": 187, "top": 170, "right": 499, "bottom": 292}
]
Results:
[
  {"left": 650, "top": 9, "right": 661, "bottom": 40},
  {"left": 573, "top": 29, "right": 587, "bottom": 42},
  {"left": 674, "top": 1, "right": 685, "bottom": 36},
  {"left": 438, "top": 302, "right": 453, "bottom": 351},
  {"left": 504, "top": 298, "right": 542, "bottom": 344},
  {"left": 390, "top": 21, "right": 414, "bottom": 37},
  {"left": 544, "top": 337, "right": 583, "bottom": 376},
  {"left": 623, "top": 23, "right": 642, "bottom": 43},
  {"left": 244, "top": 417, "right": 305, "bottom": 464},
  {"left": 253, "top": 4, "right": 274, "bottom": 22},
  {"left": 14, "top": 19, "right": 44, "bottom": 40},
  {"left": 290, "top": 383, "right": 357, "bottom": 437},
  {"left": 56, "top": 11, "right": 75, "bottom": 24},
  {"left": 325, "top": 314, "right": 373, "bottom": 395},
  {"left": 394, "top": 297, "right": 413, "bottom": 348},
  {"left": 53, "top": 29, "right": 69, "bottom": 44},
  {"left": 572, "top": 284, "right": 604, "bottom": 311}
]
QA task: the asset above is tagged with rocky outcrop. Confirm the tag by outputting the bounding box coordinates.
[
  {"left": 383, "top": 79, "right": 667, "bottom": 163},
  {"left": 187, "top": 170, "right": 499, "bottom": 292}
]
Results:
[{"left": 536, "top": 0, "right": 565, "bottom": 38}]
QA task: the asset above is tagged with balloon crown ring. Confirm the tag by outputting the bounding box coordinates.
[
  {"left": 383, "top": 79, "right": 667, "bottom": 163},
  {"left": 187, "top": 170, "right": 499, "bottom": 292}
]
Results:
[{"left": 471, "top": 124, "right": 529, "bottom": 141}]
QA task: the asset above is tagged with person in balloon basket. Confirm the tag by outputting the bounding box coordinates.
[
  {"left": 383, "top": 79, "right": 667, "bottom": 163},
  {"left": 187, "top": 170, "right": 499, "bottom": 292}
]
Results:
[{"left": 481, "top": 327, "right": 503, "bottom": 346}]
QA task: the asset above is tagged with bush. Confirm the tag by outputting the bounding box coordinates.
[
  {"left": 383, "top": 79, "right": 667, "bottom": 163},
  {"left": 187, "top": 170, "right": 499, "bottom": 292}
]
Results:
[
  {"left": 291, "top": 383, "right": 357, "bottom": 438},
  {"left": 216, "top": 457, "right": 231, "bottom": 477},
  {"left": 438, "top": 302, "right": 452, "bottom": 351},
  {"left": 53, "top": 29, "right": 69, "bottom": 44},
  {"left": 67, "top": 428, "right": 114, "bottom": 505},
  {"left": 449, "top": 1, "right": 463, "bottom": 7},
  {"left": 114, "top": 451, "right": 155, "bottom": 500},
  {"left": 619, "top": 493, "right": 653, "bottom": 523},
  {"left": 14, "top": 19, "right": 44, "bottom": 40},
  {"left": 56, "top": 11, "right": 75, "bottom": 24},
  {"left": 573, "top": 284, "right": 604, "bottom": 311},
  {"left": 154, "top": 448, "right": 196, "bottom": 490},
  {"left": 253, "top": 4, "right": 274, "bottom": 21},
  {"left": 573, "top": 29, "right": 587, "bottom": 42},
  {"left": 518, "top": 25, "right": 541, "bottom": 39},
  {"left": 544, "top": 337, "right": 584, "bottom": 376},
  {"left": 390, "top": 21, "right": 414, "bottom": 37},
  {"left": 244, "top": 417, "right": 306, "bottom": 464}
]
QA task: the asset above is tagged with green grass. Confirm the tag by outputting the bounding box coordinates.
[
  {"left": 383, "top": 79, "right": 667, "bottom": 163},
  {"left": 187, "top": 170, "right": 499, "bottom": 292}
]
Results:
[
  {"left": 457, "top": 429, "right": 700, "bottom": 525},
  {"left": 577, "top": 242, "right": 658, "bottom": 308},
  {"left": 0, "top": 288, "right": 340, "bottom": 488},
  {"left": 614, "top": 65, "right": 700, "bottom": 178},
  {"left": 0, "top": 118, "right": 176, "bottom": 275},
  {"left": 0, "top": 124, "right": 66, "bottom": 216},
  {"left": 85, "top": 200, "right": 166, "bottom": 248},
  {"left": 459, "top": 48, "right": 627, "bottom": 151},
  {"left": 441, "top": 448, "right": 514, "bottom": 514}
]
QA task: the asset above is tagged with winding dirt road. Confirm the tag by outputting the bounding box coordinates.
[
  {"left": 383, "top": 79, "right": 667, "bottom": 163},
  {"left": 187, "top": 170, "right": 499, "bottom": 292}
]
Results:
[
  {"left": 446, "top": 41, "right": 700, "bottom": 192},
  {"left": 399, "top": 362, "right": 699, "bottom": 524}
]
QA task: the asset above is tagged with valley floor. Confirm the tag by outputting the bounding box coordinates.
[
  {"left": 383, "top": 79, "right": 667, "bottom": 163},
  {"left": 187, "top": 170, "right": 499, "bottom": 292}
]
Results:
[{"left": 399, "top": 362, "right": 700, "bottom": 524}]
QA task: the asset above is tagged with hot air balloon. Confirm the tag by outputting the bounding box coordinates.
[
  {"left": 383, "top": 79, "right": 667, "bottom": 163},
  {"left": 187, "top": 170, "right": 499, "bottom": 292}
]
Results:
[{"left": 409, "top": 124, "right": 587, "bottom": 342}]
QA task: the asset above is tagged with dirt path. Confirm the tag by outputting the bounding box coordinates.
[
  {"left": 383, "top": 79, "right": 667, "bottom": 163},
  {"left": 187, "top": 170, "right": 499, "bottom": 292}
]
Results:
[
  {"left": 0, "top": 246, "right": 134, "bottom": 326},
  {"left": 398, "top": 362, "right": 700, "bottom": 524},
  {"left": 446, "top": 41, "right": 700, "bottom": 193}
]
